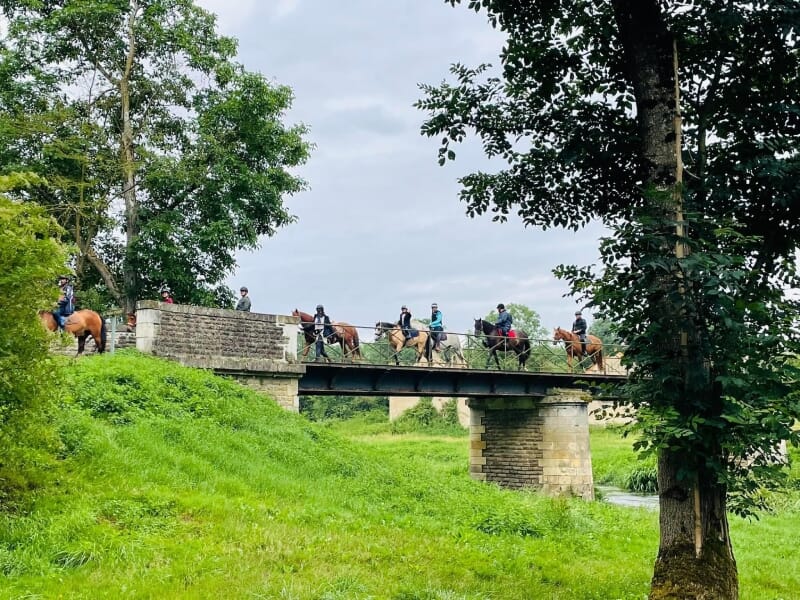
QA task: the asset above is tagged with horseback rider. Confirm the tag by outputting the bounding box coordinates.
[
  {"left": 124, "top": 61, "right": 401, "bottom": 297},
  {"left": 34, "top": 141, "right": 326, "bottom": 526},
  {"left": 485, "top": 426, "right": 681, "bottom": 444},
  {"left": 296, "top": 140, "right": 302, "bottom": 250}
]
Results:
[
  {"left": 313, "top": 304, "right": 334, "bottom": 361},
  {"left": 160, "top": 285, "right": 174, "bottom": 304},
  {"left": 572, "top": 310, "right": 588, "bottom": 356},
  {"left": 494, "top": 303, "right": 512, "bottom": 336},
  {"left": 430, "top": 303, "right": 443, "bottom": 351},
  {"left": 398, "top": 305, "right": 412, "bottom": 341},
  {"left": 54, "top": 274, "right": 75, "bottom": 330}
]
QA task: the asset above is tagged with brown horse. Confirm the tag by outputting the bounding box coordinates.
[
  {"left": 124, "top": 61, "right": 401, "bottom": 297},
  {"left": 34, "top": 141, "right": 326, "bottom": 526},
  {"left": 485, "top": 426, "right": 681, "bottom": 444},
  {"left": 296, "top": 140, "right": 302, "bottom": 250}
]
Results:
[
  {"left": 553, "top": 327, "right": 603, "bottom": 371},
  {"left": 375, "top": 321, "right": 431, "bottom": 365},
  {"left": 39, "top": 309, "right": 107, "bottom": 355},
  {"left": 473, "top": 318, "right": 531, "bottom": 370},
  {"left": 292, "top": 309, "right": 362, "bottom": 361}
]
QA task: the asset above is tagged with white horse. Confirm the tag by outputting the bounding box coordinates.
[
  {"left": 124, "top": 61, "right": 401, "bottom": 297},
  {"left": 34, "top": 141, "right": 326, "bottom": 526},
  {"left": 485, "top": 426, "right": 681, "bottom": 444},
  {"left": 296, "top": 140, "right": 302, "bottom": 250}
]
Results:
[{"left": 411, "top": 320, "right": 465, "bottom": 367}]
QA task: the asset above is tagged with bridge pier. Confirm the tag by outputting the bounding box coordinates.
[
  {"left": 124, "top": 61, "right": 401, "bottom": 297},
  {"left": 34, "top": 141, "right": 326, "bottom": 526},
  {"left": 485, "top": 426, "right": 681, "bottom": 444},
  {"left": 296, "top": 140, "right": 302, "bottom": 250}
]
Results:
[{"left": 467, "top": 388, "right": 594, "bottom": 499}]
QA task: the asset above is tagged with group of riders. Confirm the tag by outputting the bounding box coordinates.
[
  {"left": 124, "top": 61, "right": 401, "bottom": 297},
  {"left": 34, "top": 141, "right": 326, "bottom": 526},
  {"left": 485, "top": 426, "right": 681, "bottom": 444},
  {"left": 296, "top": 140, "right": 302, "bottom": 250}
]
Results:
[
  {"left": 51, "top": 275, "right": 589, "bottom": 360},
  {"left": 308, "top": 302, "right": 590, "bottom": 361}
]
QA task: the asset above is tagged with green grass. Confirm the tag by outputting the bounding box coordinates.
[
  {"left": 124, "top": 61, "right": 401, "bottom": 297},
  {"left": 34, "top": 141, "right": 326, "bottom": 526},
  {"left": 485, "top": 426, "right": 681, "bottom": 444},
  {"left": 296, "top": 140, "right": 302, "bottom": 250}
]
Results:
[{"left": 1, "top": 351, "right": 798, "bottom": 599}]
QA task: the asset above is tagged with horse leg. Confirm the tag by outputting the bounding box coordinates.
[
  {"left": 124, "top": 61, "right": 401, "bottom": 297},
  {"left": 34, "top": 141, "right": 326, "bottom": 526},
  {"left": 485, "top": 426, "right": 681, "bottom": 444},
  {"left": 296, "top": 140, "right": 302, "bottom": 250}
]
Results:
[{"left": 76, "top": 334, "right": 86, "bottom": 356}]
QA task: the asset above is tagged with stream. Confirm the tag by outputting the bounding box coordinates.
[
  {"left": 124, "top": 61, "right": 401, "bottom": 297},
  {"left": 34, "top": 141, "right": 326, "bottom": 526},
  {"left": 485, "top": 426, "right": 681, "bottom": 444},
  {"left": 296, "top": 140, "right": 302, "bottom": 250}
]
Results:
[{"left": 596, "top": 485, "right": 659, "bottom": 509}]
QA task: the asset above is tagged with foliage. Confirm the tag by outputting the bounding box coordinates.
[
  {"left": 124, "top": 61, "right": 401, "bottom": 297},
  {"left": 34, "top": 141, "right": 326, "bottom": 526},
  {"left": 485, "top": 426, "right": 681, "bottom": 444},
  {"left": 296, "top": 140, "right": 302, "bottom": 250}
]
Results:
[
  {"left": 300, "top": 395, "right": 388, "bottom": 422},
  {"left": 1, "top": 354, "right": 798, "bottom": 597},
  {"left": 0, "top": 1, "right": 310, "bottom": 312},
  {"left": 589, "top": 318, "right": 622, "bottom": 346},
  {"left": 0, "top": 184, "right": 70, "bottom": 502},
  {"left": 420, "top": 3, "right": 800, "bottom": 593},
  {"left": 391, "top": 398, "right": 467, "bottom": 435},
  {"left": 418, "top": 0, "right": 800, "bottom": 515}
]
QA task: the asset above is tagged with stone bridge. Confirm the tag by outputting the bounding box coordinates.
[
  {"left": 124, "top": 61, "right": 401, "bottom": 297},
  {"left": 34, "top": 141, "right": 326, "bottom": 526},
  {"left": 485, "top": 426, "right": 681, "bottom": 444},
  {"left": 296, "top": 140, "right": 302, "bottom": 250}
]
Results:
[{"left": 133, "top": 301, "right": 627, "bottom": 500}]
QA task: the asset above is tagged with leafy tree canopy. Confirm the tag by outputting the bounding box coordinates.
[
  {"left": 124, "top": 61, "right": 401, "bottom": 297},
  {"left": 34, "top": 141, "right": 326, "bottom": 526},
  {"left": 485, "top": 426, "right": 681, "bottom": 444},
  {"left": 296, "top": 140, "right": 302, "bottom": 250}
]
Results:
[
  {"left": 419, "top": 1, "right": 799, "bottom": 596},
  {"left": 0, "top": 0, "right": 311, "bottom": 312}
]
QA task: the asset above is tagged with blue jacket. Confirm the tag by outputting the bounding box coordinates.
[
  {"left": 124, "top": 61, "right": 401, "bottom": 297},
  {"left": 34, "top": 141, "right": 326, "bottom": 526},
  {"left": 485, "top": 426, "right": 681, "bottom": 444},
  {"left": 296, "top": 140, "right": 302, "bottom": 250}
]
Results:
[
  {"left": 495, "top": 310, "right": 512, "bottom": 334},
  {"left": 430, "top": 310, "right": 443, "bottom": 329}
]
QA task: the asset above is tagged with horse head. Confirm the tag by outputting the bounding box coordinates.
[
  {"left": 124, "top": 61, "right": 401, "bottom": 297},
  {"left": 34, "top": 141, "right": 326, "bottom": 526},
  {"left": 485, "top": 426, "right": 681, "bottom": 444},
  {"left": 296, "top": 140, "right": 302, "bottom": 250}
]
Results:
[
  {"left": 374, "top": 322, "right": 386, "bottom": 341},
  {"left": 473, "top": 318, "right": 483, "bottom": 336},
  {"left": 553, "top": 327, "right": 572, "bottom": 344}
]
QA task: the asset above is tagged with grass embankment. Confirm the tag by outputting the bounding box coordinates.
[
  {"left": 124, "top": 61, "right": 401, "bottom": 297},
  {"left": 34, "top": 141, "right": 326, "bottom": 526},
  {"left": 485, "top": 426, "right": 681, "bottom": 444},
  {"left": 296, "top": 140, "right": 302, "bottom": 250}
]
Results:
[{"left": 1, "top": 352, "right": 798, "bottom": 599}]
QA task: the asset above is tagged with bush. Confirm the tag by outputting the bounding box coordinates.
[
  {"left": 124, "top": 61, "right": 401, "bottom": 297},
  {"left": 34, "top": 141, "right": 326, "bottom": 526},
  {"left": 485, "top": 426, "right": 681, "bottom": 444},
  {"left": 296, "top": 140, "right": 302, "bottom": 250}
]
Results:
[
  {"left": 391, "top": 398, "right": 467, "bottom": 435},
  {"left": 0, "top": 190, "right": 70, "bottom": 503},
  {"left": 300, "top": 395, "right": 388, "bottom": 422}
]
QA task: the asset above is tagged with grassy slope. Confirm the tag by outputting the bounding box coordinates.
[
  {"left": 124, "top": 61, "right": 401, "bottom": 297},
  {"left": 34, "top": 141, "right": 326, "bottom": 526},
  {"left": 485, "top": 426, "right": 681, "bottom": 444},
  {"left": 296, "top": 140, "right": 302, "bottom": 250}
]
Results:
[{"left": 1, "top": 352, "right": 797, "bottom": 599}]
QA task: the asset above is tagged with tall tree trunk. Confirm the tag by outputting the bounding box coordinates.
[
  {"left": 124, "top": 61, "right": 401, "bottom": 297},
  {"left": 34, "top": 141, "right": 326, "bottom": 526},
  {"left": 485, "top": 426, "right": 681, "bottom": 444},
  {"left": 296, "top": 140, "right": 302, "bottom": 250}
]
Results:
[
  {"left": 120, "top": 0, "right": 140, "bottom": 315},
  {"left": 611, "top": 1, "right": 738, "bottom": 598}
]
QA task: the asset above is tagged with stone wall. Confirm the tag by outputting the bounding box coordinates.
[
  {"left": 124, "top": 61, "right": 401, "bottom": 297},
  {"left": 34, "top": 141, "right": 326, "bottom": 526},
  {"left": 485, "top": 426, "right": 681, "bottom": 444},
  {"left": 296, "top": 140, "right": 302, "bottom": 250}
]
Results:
[
  {"left": 467, "top": 388, "right": 594, "bottom": 499},
  {"left": 135, "top": 301, "right": 304, "bottom": 411}
]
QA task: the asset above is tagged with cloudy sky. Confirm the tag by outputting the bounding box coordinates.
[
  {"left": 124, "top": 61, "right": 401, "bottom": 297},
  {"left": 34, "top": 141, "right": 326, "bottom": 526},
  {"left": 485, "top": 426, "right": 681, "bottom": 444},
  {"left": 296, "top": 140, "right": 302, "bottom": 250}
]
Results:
[{"left": 198, "top": 0, "right": 604, "bottom": 337}]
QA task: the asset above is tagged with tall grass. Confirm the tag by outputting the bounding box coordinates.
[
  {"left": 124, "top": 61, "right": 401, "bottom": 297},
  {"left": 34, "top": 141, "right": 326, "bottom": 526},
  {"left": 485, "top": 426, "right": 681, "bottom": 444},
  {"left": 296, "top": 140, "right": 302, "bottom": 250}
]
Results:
[{"left": 0, "top": 351, "right": 797, "bottom": 599}]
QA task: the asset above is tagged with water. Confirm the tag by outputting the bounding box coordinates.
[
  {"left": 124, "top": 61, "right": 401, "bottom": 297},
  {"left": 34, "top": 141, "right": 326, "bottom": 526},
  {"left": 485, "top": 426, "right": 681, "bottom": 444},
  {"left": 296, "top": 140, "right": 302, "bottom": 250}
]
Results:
[{"left": 596, "top": 485, "right": 659, "bottom": 510}]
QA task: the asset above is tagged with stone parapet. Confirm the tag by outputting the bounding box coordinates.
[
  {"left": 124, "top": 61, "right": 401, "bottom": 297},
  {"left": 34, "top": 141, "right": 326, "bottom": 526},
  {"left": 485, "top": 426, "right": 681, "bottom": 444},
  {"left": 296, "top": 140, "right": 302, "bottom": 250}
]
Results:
[{"left": 134, "top": 301, "right": 303, "bottom": 412}]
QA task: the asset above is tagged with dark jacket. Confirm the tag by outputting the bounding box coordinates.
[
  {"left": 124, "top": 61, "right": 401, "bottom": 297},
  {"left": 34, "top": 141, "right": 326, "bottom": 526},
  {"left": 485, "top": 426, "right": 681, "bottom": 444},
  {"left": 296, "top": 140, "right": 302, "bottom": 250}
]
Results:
[
  {"left": 495, "top": 310, "right": 512, "bottom": 334},
  {"left": 398, "top": 311, "right": 412, "bottom": 330},
  {"left": 58, "top": 283, "right": 75, "bottom": 315},
  {"left": 572, "top": 317, "right": 587, "bottom": 337}
]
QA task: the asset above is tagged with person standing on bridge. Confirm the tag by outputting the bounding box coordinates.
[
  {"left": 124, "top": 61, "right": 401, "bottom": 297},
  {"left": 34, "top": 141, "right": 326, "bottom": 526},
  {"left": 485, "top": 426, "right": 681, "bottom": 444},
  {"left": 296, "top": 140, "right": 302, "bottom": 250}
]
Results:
[
  {"left": 313, "top": 304, "right": 333, "bottom": 362},
  {"left": 398, "top": 305, "right": 412, "bottom": 341},
  {"left": 494, "top": 303, "right": 512, "bottom": 336},
  {"left": 572, "top": 310, "right": 588, "bottom": 357},
  {"left": 160, "top": 286, "right": 174, "bottom": 304},
  {"left": 236, "top": 286, "right": 251, "bottom": 311},
  {"left": 430, "top": 303, "right": 443, "bottom": 351}
]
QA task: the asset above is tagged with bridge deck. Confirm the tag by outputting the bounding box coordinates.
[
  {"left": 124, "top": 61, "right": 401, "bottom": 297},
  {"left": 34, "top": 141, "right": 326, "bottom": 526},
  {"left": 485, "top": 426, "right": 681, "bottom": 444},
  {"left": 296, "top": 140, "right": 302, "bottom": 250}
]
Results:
[{"left": 299, "top": 362, "right": 625, "bottom": 397}]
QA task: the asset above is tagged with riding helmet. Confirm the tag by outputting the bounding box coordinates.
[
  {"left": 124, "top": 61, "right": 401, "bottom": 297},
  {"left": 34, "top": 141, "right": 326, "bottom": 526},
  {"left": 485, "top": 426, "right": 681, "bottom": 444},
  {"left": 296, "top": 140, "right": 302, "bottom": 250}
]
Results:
[
  {"left": 316, "top": 304, "right": 324, "bottom": 311},
  {"left": 401, "top": 305, "right": 407, "bottom": 310},
  {"left": 575, "top": 311, "right": 582, "bottom": 316},
  {"left": 497, "top": 303, "right": 505, "bottom": 310},
  {"left": 240, "top": 286, "right": 248, "bottom": 292}
]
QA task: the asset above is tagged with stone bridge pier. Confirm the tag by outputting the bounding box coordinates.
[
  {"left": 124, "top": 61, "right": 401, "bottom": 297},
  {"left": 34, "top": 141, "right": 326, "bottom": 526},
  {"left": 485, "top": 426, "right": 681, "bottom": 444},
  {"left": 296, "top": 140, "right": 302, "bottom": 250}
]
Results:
[
  {"left": 467, "top": 389, "right": 594, "bottom": 499},
  {"left": 135, "top": 301, "right": 303, "bottom": 411}
]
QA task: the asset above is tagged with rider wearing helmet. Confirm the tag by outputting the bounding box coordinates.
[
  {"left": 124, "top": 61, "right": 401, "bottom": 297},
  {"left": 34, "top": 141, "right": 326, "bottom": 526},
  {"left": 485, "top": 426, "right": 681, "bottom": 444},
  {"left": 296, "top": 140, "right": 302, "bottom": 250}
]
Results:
[
  {"left": 572, "top": 310, "right": 588, "bottom": 356},
  {"left": 398, "top": 305, "right": 412, "bottom": 340},
  {"left": 494, "top": 303, "right": 512, "bottom": 336},
  {"left": 313, "top": 304, "right": 333, "bottom": 361},
  {"left": 54, "top": 274, "right": 75, "bottom": 330},
  {"left": 160, "top": 285, "right": 174, "bottom": 304},
  {"left": 236, "top": 286, "right": 251, "bottom": 312},
  {"left": 430, "top": 303, "right": 443, "bottom": 350}
]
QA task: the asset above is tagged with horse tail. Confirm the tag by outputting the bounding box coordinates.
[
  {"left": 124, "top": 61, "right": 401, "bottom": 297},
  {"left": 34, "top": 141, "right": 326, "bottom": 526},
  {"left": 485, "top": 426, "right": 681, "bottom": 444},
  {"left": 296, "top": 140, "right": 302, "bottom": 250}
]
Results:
[
  {"left": 352, "top": 331, "right": 362, "bottom": 357},
  {"left": 98, "top": 313, "right": 107, "bottom": 353},
  {"left": 519, "top": 337, "right": 532, "bottom": 367},
  {"left": 595, "top": 344, "right": 603, "bottom": 370}
]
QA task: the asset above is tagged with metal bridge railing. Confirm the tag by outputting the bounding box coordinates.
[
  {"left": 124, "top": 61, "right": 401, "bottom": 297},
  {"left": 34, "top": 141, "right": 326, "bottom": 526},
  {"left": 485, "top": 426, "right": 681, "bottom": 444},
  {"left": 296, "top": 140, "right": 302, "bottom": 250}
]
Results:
[{"left": 296, "top": 322, "right": 627, "bottom": 375}]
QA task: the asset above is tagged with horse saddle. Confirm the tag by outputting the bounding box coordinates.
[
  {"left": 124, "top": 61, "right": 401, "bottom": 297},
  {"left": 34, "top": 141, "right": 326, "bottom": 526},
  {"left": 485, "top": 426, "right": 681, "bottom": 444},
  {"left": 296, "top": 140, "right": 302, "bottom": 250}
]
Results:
[
  {"left": 507, "top": 330, "right": 517, "bottom": 339},
  {"left": 408, "top": 328, "right": 419, "bottom": 338},
  {"left": 439, "top": 332, "right": 447, "bottom": 341}
]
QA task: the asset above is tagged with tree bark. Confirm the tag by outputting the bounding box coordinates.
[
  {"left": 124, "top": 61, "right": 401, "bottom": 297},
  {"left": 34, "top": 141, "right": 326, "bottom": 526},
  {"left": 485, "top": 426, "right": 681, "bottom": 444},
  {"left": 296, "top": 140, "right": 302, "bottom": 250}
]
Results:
[
  {"left": 611, "top": 1, "right": 738, "bottom": 598},
  {"left": 120, "top": 0, "right": 140, "bottom": 315}
]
